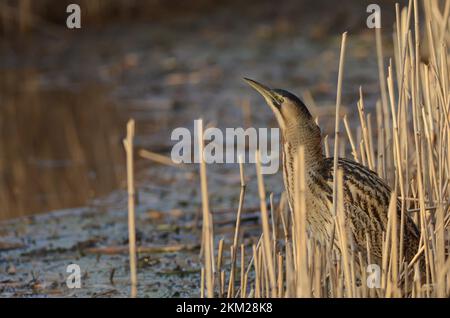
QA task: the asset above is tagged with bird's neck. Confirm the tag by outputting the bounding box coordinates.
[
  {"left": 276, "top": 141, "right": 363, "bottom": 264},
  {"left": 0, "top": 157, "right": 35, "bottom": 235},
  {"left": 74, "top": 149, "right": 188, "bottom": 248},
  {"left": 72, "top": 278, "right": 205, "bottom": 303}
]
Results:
[
  {"left": 281, "top": 134, "right": 325, "bottom": 214},
  {"left": 282, "top": 125, "right": 325, "bottom": 173},
  {"left": 281, "top": 131, "right": 325, "bottom": 215}
]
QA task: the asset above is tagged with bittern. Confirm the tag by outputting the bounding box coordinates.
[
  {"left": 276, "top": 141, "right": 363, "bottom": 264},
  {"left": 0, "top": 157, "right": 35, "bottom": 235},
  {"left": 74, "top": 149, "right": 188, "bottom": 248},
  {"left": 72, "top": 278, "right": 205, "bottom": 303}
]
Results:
[{"left": 244, "top": 78, "right": 422, "bottom": 269}]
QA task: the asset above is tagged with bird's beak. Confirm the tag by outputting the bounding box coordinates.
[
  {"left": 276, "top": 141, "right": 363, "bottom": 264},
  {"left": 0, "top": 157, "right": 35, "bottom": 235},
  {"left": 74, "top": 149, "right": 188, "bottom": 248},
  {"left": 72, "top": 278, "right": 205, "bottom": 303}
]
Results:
[{"left": 243, "top": 78, "right": 281, "bottom": 108}]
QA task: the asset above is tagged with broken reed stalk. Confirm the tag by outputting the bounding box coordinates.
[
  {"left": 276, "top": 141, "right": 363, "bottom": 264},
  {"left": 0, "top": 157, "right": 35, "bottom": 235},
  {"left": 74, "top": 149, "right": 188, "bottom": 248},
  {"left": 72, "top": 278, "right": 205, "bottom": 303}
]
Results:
[
  {"left": 277, "top": 253, "right": 283, "bottom": 297},
  {"left": 217, "top": 238, "right": 225, "bottom": 297},
  {"left": 139, "top": 149, "right": 184, "bottom": 167},
  {"left": 324, "top": 135, "right": 330, "bottom": 158},
  {"left": 227, "top": 156, "right": 246, "bottom": 298},
  {"left": 330, "top": 31, "right": 348, "bottom": 254},
  {"left": 335, "top": 168, "right": 353, "bottom": 297},
  {"left": 343, "top": 115, "right": 359, "bottom": 162},
  {"left": 375, "top": 17, "right": 390, "bottom": 153},
  {"left": 253, "top": 244, "right": 260, "bottom": 298},
  {"left": 240, "top": 244, "right": 246, "bottom": 298},
  {"left": 357, "top": 88, "right": 375, "bottom": 170},
  {"left": 293, "top": 146, "right": 310, "bottom": 297},
  {"left": 123, "top": 119, "right": 137, "bottom": 298},
  {"left": 197, "top": 118, "right": 215, "bottom": 298},
  {"left": 200, "top": 267, "right": 205, "bottom": 298},
  {"left": 255, "top": 150, "right": 277, "bottom": 297}
]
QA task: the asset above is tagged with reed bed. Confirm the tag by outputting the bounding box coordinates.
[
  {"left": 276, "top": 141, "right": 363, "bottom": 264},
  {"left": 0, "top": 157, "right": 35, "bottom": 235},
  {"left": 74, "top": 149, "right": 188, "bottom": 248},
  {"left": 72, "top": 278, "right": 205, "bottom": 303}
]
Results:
[{"left": 199, "top": 0, "right": 450, "bottom": 298}]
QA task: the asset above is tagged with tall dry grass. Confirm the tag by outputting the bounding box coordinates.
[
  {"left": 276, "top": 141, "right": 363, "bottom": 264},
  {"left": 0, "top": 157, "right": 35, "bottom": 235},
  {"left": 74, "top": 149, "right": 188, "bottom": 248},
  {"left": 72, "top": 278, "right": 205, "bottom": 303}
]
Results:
[
  {"left": 123, "top": 119, "right": 138, "bottom": 298},
  {"left": 199, "top": 0, "right": 450, "bottom": 298}
]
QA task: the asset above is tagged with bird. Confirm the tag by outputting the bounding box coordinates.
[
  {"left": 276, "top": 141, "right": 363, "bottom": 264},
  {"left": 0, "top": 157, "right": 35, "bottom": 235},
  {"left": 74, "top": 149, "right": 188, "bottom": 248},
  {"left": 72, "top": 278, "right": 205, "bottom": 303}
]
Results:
[{"left": 244, "top": 77, "right": 422, "bottom": 271}]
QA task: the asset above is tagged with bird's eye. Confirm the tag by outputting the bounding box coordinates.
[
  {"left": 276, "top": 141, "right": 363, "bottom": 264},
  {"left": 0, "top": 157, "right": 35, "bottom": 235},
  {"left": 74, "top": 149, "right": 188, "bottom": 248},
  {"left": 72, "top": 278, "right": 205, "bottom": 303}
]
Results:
[{"left": 274, "top": 95, "right": 284, "bottom": 106}]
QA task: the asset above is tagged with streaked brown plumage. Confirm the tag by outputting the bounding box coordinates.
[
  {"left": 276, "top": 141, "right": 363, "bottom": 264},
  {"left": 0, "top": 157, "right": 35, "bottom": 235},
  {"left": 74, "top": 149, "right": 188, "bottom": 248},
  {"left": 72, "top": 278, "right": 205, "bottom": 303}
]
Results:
[{"left": 244, "top": 78, "right": 421, "bottom": 268}]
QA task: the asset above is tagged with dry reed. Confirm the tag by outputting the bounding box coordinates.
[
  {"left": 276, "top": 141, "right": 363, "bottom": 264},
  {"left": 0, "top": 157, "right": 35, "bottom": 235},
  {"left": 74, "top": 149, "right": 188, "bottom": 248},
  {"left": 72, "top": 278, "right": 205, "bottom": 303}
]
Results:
[
  {"left": 199, "top": 0, "right": 449, "bottom": 298},
  {"left": 197, "top": 118, "right": 215, "bottom": 298},
  {"left": 123, "top": 119, "right": 137, "bottom": 298}
]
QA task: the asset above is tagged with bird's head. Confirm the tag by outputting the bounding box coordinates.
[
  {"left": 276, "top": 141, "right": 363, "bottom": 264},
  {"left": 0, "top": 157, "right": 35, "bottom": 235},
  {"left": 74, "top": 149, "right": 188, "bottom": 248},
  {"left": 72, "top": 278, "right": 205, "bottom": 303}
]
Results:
[{"left": 244, "top": 78, "right": 322, "bottom": 146}]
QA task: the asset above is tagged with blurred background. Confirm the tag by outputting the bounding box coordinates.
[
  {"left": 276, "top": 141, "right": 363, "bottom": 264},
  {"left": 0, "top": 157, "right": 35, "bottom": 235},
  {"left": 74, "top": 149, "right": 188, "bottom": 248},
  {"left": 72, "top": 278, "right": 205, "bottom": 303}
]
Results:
[{"left": 0, "top": 0, "right": 405, "bottom": 220}]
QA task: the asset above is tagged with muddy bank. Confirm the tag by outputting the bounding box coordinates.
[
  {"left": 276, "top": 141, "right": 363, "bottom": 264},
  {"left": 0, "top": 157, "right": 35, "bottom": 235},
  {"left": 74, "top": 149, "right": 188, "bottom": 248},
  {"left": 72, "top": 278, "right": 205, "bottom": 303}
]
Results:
[{"left": 0, "top": 192, "right": 201, "bottom": 297}]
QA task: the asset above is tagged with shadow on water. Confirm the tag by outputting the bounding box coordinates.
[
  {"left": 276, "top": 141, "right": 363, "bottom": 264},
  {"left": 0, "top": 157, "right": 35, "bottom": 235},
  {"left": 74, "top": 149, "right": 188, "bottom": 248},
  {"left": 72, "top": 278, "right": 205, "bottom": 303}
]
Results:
[{"left": 0, "top": 69, "right": 126, "bottom": 220}]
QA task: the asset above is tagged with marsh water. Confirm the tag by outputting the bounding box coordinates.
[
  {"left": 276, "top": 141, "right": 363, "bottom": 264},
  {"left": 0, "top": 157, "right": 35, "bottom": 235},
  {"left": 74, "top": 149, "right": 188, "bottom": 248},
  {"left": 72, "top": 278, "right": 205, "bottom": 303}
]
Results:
[{"left": 0, "top": 0, "right": 403, "bottom": 297}]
